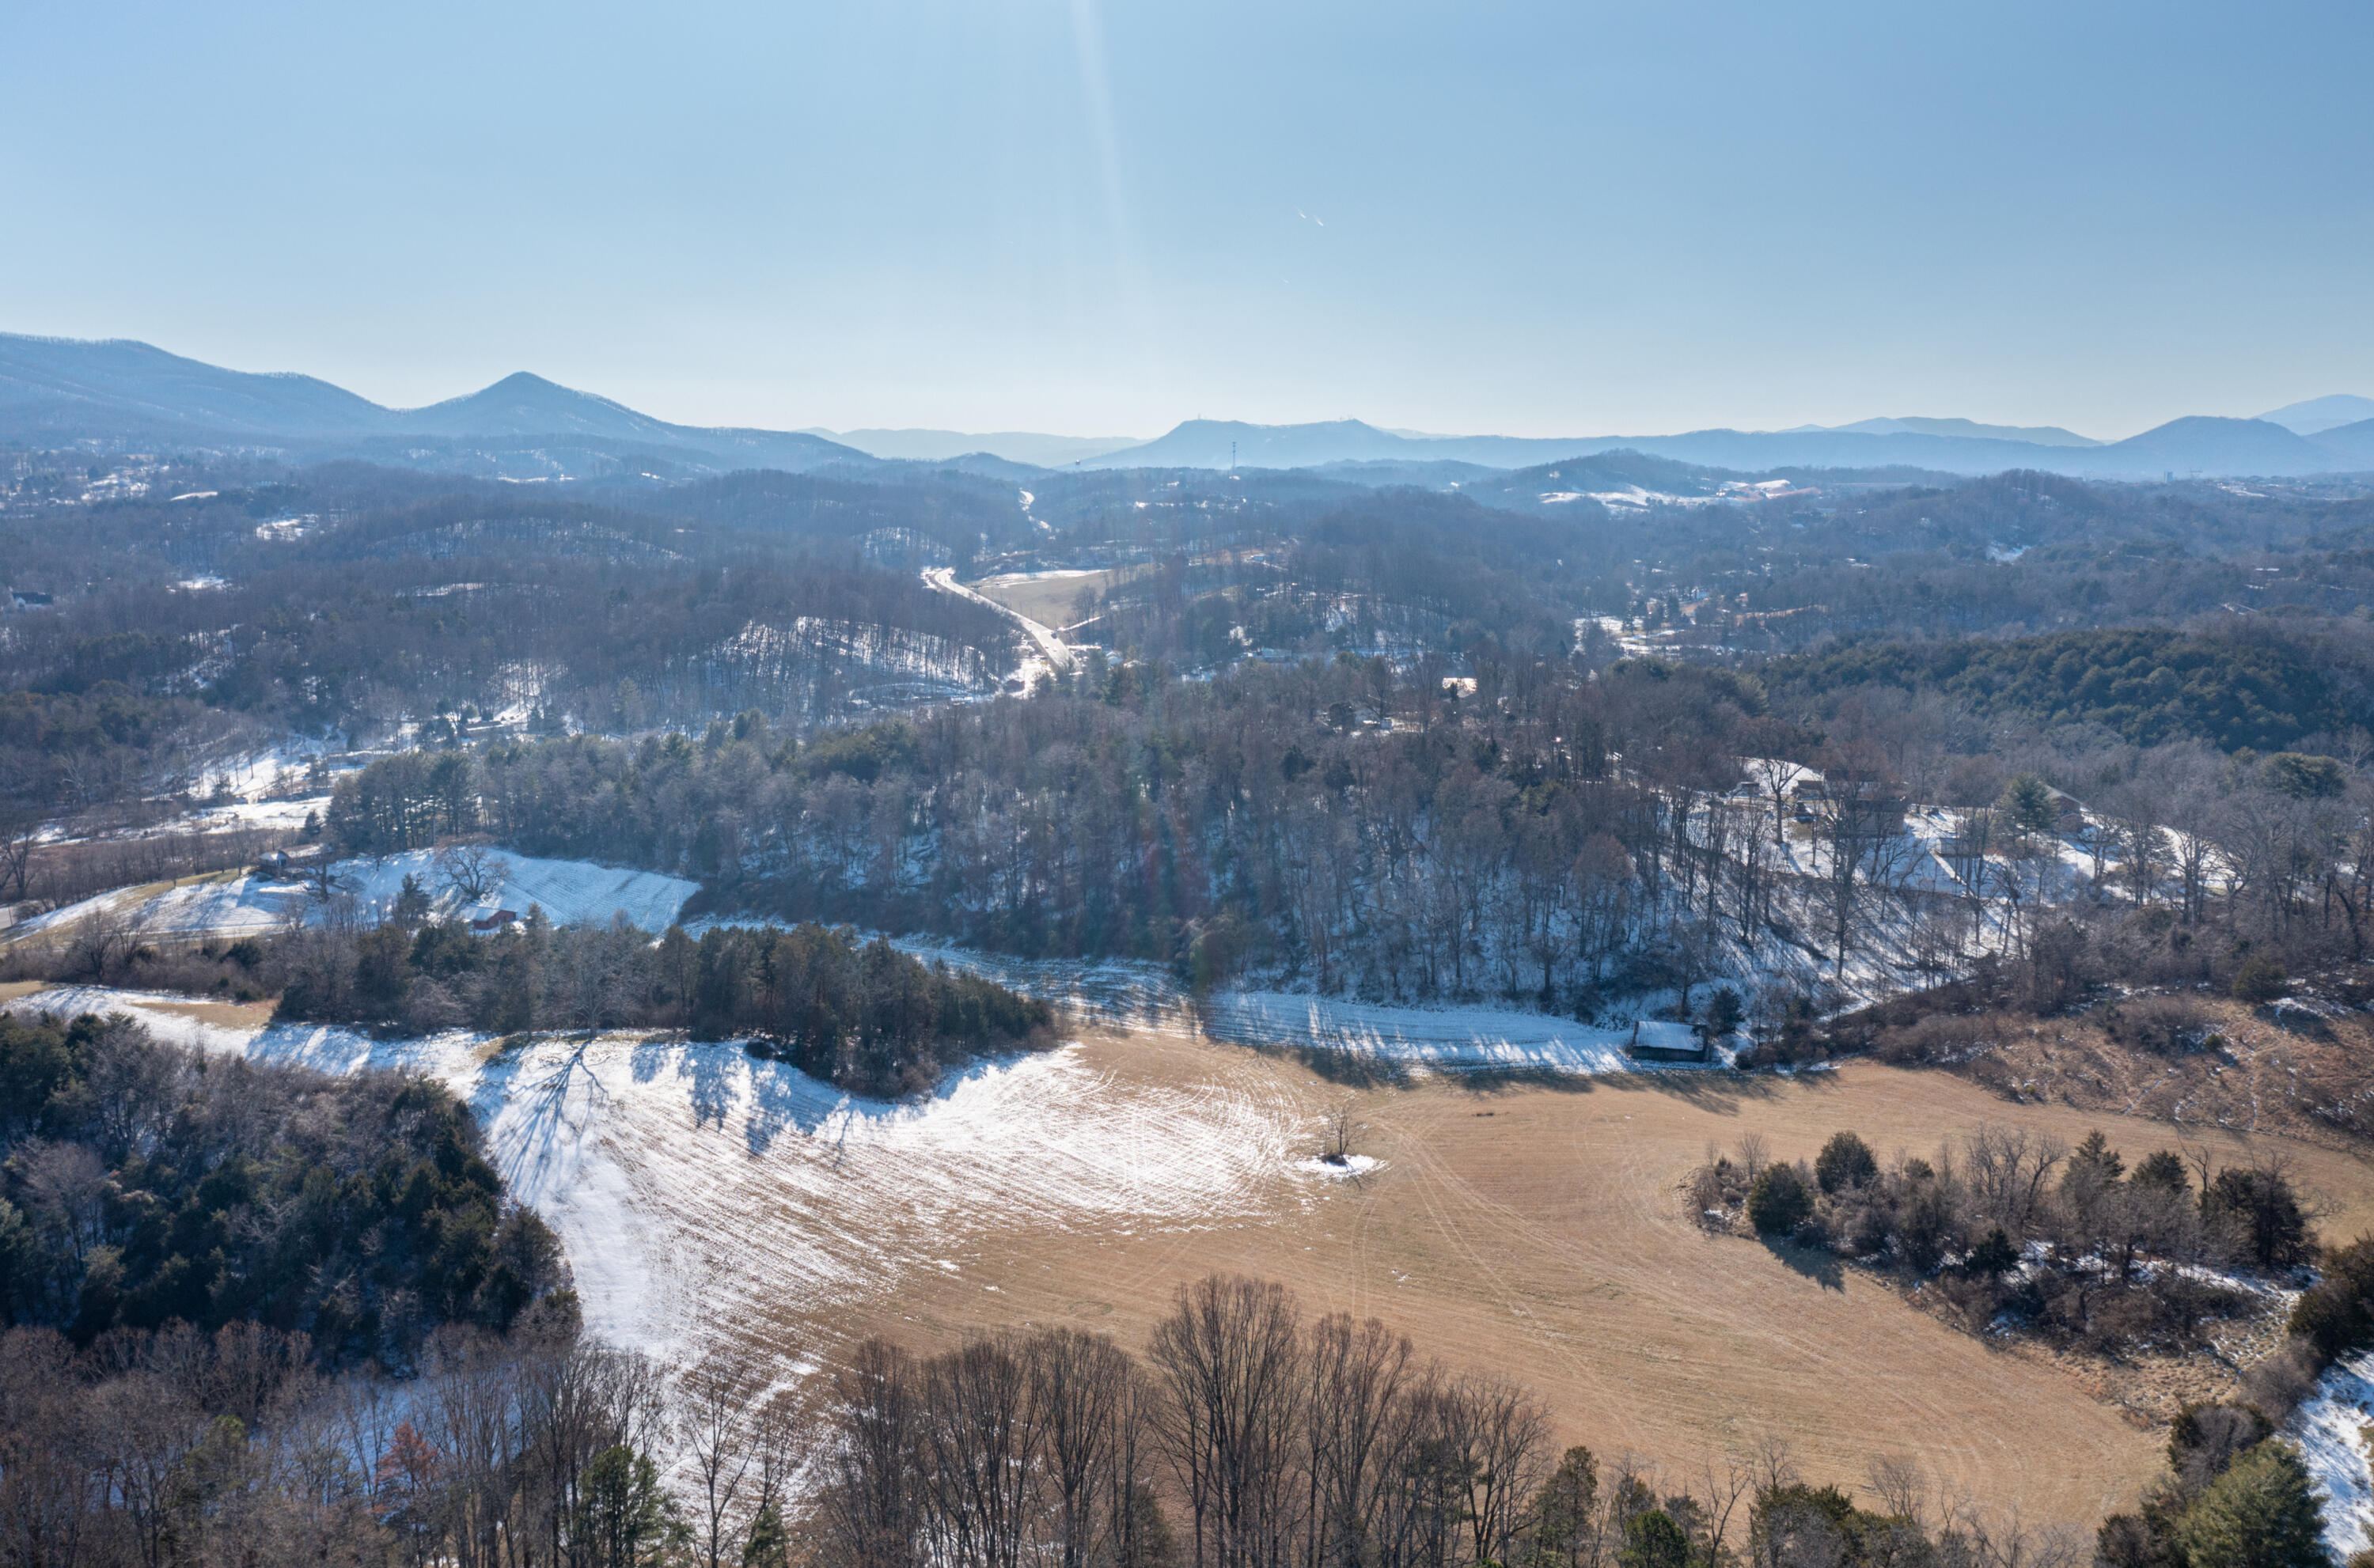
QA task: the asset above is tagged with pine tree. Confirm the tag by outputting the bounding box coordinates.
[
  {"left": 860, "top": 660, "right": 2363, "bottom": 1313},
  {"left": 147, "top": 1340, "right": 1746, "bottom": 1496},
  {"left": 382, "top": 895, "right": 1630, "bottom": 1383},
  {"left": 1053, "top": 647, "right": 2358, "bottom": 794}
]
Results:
[
  {"left": 741, "top": 1499, "right": 790, "bottom": 1568},
  {"left": 1814, "top": 1131, "right": 1878, "bottom": 1194},
  {"left": 1746, "top": 1164, "right": 1814, "bottom": 1237},
  {"left": 1519, "top": 1446, "right": 1600, "bottom": 1568},
  {"left": 2174, "top": 1441, "right": 2327, "bottom": 1568},
  {"left": 575, "top": 1444, "right": 679, "bottom": 1568},
  {"left": 2131, "top": 1149, "right": 2189, "bottom": 1194},
  {"left": 1621, "top": 1509, "right": 1689, "bottom": 1568},
  {"left": 1997, "top": 773, "right": 2058, "bottom": 836}
]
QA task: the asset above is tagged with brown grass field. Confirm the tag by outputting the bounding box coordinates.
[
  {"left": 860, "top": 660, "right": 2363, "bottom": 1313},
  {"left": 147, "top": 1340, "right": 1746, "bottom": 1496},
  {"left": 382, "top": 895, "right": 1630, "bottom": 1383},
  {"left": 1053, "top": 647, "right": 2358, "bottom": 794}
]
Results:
[
  {"left": 715, "top": 1015, "right": 2374, "bottom": 1535},
  {"left": 20, "top": 976, "right": 2372, "bottom": 1533},
  {"left": 968, "top": 567, "right": 1143, "bottom": 630}
]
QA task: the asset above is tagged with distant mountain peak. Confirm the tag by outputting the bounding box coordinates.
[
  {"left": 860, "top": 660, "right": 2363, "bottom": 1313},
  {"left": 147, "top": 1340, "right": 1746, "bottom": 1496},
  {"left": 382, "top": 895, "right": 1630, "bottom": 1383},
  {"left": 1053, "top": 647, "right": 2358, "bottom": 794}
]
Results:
[
  {"left": 0, "top": 331, "right": 876, "bottom": 473},
  {"left": 2258, "top": 394, "right": 2374, "bottom": 436},
  {"left": 1785, "top": 415, "right": 2101, "bottom": 447}
]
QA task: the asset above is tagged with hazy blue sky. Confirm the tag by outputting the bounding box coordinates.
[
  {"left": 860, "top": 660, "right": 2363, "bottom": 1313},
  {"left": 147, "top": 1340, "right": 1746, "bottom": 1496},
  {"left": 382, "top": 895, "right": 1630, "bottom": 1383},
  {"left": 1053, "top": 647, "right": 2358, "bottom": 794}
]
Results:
[{"left": 5, "top": 1, "right": 2368, "bottom": 438}]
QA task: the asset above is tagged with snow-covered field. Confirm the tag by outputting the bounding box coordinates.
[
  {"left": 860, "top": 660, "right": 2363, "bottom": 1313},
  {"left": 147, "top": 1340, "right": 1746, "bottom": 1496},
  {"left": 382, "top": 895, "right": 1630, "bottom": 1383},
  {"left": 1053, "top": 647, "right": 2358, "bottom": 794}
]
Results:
[
  {"left": 3, "top": 983, "right": 1311, "bottom": 1368},
  {"left": 332, "top": 850, "right": 698, "bottom": 931},
  {"left": 10, "top": 876, "right": 301, "bottom": 942},
  {"left": 7, "top": 850, "right": 699, "bottom": 944},
  {"left": 1199, "top": 992, "right": 1712, "bottom": 1071},
  {"left": 886, "top": 942, "right": 1723, "bottom": 1073},
  {"left": 6, "top": 937, "right": 1732, "bottom": 1380}
]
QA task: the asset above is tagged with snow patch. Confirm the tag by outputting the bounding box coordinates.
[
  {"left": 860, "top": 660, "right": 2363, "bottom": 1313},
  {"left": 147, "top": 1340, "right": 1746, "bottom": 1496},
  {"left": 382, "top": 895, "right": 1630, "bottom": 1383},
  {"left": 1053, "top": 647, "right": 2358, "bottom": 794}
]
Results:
[
  {"left": 1293, "top": 1153, "right": 1382, "bottom": 1179},
  {"left": 2292, "top": 1350, "right": 2374, "bottom": 1557},
  {"left": 9, "top": 850, "right": 698, "bottom": 945}
]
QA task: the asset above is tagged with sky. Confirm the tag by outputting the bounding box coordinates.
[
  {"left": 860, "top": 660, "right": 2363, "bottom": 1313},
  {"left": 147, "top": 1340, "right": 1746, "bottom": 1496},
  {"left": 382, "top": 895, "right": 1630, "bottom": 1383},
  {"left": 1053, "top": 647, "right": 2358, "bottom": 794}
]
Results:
[{"left": 4, "top": 1, "right": 2370, "bottom": 441}]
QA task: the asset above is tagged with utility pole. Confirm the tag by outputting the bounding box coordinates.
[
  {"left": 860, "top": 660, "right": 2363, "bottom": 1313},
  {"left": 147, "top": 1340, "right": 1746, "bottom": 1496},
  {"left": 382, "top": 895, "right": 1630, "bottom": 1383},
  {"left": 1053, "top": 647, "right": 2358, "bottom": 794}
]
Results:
[{"left": 1230, "top": 440, "right": 1237, "bottom": 473}]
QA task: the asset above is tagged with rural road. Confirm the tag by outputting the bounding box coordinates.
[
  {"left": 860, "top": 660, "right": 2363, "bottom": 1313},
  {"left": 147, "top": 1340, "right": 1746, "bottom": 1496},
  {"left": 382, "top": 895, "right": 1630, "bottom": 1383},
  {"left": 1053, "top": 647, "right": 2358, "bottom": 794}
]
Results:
[{"left": 923, "top": 566, "right": 1074, "bottom": 676}]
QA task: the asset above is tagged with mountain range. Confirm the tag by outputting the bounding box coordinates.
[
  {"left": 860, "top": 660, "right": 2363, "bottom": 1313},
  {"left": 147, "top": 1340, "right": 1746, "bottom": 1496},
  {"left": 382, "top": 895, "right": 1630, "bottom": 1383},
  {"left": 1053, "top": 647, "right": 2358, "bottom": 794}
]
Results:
[
  {"left": 1076, "top": 414, "right": 2374, "bottom": 479},
  {"left": 802, "top": 427, "right": 1144, "bottom": 466},
  {"left": 0, "top": 334, "right": 870, "bottom": 474},
  {"left": 6, "top": 331, "right": 2372, "bottom": 483}
]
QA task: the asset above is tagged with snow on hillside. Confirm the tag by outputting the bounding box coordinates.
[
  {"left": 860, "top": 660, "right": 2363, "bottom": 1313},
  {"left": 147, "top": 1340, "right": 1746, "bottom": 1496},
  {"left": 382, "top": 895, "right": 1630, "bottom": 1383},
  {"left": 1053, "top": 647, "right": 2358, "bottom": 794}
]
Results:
[
  {"left": 0, "top": 983, "right": 1310, "bottom": 1369},
  {"left": 888, "top": 942, "right": 1723, "bottom": 1073},
  {"left": 10, "top": 875, "right": 298, "bottom": 942},
  {"left": 332, "top": 849, "right": 698, "bottom": 930},
  {"left": 2293, "top": 1351, "right": 2374, "bottom": 1557},
  {"left": 1201, "top": 993, "right": 1711, "bottom": 1070},
  {"left": 7, "top": 986, "right": 386, "bottom": 1071},
  {"left": 716, "top": 616, "right": 999, "bottom": 703},
  {"left": 7, "top": 850, "right": 698, "bottom": 944}
]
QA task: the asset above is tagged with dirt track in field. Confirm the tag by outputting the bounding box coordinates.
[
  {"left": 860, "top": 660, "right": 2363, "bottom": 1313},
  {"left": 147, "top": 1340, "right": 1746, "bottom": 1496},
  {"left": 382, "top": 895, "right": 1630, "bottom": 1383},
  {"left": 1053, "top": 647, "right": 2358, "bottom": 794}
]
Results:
[
  {"left": 36, "top": 969, "right": 2363, "bottom": 1532},
  {"left": 720, "top": 1017, "right": 2374, "bottom": 1533}
]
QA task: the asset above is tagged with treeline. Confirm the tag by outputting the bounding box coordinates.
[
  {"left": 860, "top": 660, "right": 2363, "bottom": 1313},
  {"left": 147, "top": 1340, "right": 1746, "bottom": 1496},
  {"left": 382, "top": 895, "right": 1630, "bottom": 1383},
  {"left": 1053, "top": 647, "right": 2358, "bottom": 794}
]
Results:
[
  {"left": 269, "top": 911, "right": 1053, "bottom": 1098},
  {"left": 0, "top": 820, "right": 287, "bottom": 914},
  {"left": 1698, "top": 1124, "right": 2309, "bottom": 1360},
  {"left": 1565, "top": 469, "right": 2374, "bottom": 659},
  {"left": 0, "top": 1301, "right": 693, "bottom": 1568},
  {"left": 0, "top": 1271, "right": 2123, "bottom": 1568},
  {"left": 16, "top": 447, "right": 2374, "bottom": 835},
  {"left": 1083, "top": 491, "right": 1607, "bottom": 668},
  {"left": 2, "top": 1264, "right": 2334, "bottom": 1568},
  {"left": 0, "top": 1009, "right": 564, "bottom": 1361},
  {"left": 6, "top": 537, "right": 1019, "bottom": 734}
]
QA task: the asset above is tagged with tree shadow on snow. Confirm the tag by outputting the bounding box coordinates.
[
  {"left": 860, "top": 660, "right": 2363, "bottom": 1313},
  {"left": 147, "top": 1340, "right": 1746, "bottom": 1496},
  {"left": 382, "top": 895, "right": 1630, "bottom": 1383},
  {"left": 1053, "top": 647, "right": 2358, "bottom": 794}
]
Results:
[
  {"left": 738, "top": 1049, "right": 1030, "bottom": 1158},
  {"left": 666, "top": 1040, "right": 741, "bottom": 1132}
]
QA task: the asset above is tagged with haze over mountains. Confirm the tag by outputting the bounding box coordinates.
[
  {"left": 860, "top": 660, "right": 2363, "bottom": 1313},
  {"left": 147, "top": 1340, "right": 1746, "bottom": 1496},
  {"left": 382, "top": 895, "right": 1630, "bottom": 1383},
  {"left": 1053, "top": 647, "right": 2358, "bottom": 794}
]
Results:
[
  {"left": 799, "top": 427, "right": 1144, "bottom": 467},
  {"left": 2259, "top": 393, "right": 2374, "bottom": 435},
  {"left": 6, "top": 331, "right": 2374, "bottom": 481},
  {"left": 0, "top": 332, "right": 869, "bottom": 474}
]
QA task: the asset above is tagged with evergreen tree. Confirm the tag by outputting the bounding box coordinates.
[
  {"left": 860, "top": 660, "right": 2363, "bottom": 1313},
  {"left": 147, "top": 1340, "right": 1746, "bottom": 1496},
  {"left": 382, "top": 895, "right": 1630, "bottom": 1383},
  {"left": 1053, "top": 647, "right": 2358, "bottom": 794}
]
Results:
[
  {"left": 1965, "top": 1226, "right": 2020, "bottom": 1279},
  {"left": 1997, "top": 773, "right": 2058, "bottom": 836},
  {"left": 1519, "top": 1445, "right": 1600, "bottom": 1568},
  {"left": 1746, "top": 1164, "right": 1814, "bottom": 1237},
  {"left": 2131, "top": 1149, "right": 2190, "bottom": 1195},
  {"left": 575, "top": 1445, "right": 678, "bottom": 1568},
  {"left": 2066, "top": 1128, "right": 2126, "bottom": 1187},
  {"left": 2232, "top": 953, "right": 2290, "bottom": 1005},
  {"left": 1814, "top": 1131, "right": 1878, "bottom": 1194},
  {"left": 1621, "top": 1509, "right": 1689, "bottom": 1568},
  {"left": 741, "top": 1499, "right": 790, "bottom": 1568},
  {"left": 2173, "top": 1441, "right": 2327, "bottom": 1568}
]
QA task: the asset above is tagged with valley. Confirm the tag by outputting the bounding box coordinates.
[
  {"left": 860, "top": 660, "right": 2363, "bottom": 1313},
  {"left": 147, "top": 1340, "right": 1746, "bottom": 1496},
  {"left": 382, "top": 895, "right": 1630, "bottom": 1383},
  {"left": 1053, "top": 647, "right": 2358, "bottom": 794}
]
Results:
[{"left": 17, "top": 972, "right": 2373, "bottom": 1538}]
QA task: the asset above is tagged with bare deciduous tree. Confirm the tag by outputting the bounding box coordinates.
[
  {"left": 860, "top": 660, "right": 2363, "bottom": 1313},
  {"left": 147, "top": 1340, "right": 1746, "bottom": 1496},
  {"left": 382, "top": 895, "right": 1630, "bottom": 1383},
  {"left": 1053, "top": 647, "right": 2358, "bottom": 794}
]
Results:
[
  {"left": 1147, "top": 1274, "right": 1307, "bottom": 1568},
  {"left": 437, "top": 840, "right": 505, "bottom": 903}
]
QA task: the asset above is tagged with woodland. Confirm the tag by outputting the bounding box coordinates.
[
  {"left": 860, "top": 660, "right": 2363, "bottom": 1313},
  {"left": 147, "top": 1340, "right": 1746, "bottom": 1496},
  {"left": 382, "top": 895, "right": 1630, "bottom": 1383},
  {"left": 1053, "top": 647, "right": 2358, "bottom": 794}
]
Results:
[{"left": 9, "top": 441, "right": 2374, "bottom": 1562}]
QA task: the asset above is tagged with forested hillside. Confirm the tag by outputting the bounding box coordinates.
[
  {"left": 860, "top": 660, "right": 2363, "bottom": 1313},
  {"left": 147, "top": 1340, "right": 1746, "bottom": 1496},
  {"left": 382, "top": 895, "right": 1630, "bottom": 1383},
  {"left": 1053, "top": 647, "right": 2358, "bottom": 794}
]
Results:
[
  {"left": 302, "top": 616, "right": 2374, "bottom": 1023},
  {"left": 1764, "top": 624, "right": 2360, "bottom": 752},
  {"left": 267, "top": 915, "right": 1054, "bottom": 1096},
  {"left": 0, "top": 1009, "right": 564, "bottom": 1359}
]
